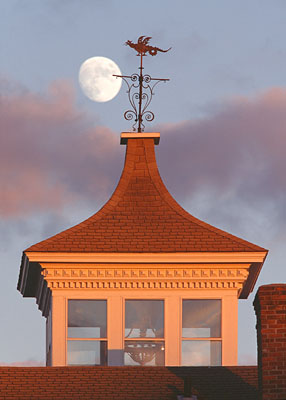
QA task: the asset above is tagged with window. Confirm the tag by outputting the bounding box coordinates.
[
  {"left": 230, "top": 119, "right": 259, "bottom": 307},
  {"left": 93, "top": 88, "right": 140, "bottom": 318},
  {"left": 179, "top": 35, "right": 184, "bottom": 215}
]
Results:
[
  {"left": 67, "top": 300, "right": 107, "bottom": 366},
  {"left": 124, "top": 300, "right": 164, "bottom": 366},
  {"left": 182, "top": 299, "right": 221, "bottom": 366}
]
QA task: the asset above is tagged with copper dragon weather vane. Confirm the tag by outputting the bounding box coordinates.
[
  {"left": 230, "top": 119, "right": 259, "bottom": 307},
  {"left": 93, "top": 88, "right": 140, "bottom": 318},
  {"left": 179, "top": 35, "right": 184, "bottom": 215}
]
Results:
[{"left": 114, "top": 36, "right": 171, "bottom": 132}]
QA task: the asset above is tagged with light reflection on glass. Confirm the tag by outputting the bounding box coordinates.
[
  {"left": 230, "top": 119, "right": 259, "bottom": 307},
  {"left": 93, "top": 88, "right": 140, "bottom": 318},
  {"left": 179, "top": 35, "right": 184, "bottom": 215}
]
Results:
[
  {"left": 125, "top": 300, "right": 164, "bottom": 338},
  {"left": 182, "top": 300, "right": 221, "bottom": 338},
  {"left": 67, "top": 340, "right": 107, "bottom": 366},
  {"left": 124, "top": 341, "right": 165, "bottom": 366},
  {"left": 181, "top": 340, "right": 221, "bottom": 366},
  {"left": 68, "top": 300, "right": 107, "bottom": 338}
]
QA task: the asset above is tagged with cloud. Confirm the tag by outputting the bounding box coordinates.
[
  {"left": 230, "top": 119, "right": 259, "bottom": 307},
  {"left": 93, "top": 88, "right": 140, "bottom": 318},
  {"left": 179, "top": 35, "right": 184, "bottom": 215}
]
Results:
[
  {"left": 157, "top": 87, "right": 286, "bottom": 236},
  {"left": 1, "top": 79, "right": 286, "bottom": 242},
  {"left": 0, "top": 359, "right": 44, "bottom": 367},
  {"left": 159, "top": 88, "right": 286, "bottom": 197},
  {"left": 0, "top": 79, "right": 123, "bottom": 218},
  {"left": 238, "top": 353, "right": 257, "bottom": 366}
]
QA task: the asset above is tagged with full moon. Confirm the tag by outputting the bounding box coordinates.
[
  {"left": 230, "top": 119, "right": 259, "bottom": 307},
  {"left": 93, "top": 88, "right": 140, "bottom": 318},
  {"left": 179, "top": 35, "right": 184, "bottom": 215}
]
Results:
[{"left": 79, "top": 56, "right": 122, "bottom": 102}]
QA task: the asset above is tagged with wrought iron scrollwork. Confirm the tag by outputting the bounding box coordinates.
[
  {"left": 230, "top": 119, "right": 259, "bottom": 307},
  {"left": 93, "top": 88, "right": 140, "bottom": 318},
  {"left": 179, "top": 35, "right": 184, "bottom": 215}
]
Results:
[
  {"left": 115, "top": 73, "right": 166, "bottom": 132},
  {"left": 113, "top": 36, "right": 170, "bottom": 132}
]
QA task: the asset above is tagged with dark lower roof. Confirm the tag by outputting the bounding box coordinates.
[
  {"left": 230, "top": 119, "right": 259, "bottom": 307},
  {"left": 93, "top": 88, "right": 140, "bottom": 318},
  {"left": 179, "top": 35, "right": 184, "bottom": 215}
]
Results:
[
  {"left": 0, "top": 366, "right": 258, "bottom": 399},
  {"left": 26, "top": 138, "right": 266, "bottom": 253}
]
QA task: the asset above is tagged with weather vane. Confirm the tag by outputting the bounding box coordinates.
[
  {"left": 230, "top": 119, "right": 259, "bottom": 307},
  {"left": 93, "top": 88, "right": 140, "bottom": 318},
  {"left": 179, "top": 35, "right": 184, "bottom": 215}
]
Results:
[{"left": 113, "top": 36, "right": 171, "bottom": 132}]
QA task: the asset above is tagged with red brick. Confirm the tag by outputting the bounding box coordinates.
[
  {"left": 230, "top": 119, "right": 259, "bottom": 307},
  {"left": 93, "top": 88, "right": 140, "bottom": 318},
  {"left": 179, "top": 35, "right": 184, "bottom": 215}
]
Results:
[
  {"left": 0, "top": 366, "right": 258, "bottom": 400},
  {"left": 253, "top": 284, "right": 286, "bottom": 400}
]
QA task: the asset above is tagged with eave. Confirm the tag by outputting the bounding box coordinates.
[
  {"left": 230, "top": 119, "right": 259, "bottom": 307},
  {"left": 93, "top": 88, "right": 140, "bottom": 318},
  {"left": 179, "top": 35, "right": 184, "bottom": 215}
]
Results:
[{"left": 19, "top": 250, "right": 268, "bottom": 303}]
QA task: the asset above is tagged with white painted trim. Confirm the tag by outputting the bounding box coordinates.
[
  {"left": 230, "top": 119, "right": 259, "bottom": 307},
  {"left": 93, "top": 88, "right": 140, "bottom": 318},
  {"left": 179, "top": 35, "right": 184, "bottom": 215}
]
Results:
[
  {"left": 120, "top": 132, "right": 160, "bottom": 145},
  {"left": 26, "top": 251, "right": 267, "bottom": 263},
  {"left": 48, "top": 289, "right": 240, "bottom": 366},
  {"left": 51, "top": 295, "right": 66, "bottom": 366}
]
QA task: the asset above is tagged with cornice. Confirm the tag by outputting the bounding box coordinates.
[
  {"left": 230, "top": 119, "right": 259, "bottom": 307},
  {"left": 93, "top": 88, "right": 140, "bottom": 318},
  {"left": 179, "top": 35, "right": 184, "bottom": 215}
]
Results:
[
  {"left": 46, "top": 280, "right": 245, "bottom": 291},
  {"left": 25, "top": 251, "right": 267, "bottom": 264},
  {"left": 42, "top": 265, "right": 249, "bottom": 294},
  {"left": 42, "top": 265, "right": 250, "bottom": 279}
]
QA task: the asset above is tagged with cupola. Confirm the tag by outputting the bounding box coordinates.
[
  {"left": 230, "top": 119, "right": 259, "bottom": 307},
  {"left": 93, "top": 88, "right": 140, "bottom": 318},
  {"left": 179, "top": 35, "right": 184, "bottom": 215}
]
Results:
[{"left": 18, "top": 37, "right": 267, "bottom": 368}]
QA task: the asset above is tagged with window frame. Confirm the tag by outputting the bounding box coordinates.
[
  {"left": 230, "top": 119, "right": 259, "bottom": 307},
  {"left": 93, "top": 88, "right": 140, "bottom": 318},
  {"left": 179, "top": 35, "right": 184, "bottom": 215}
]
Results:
[
  {"left": 66, "top": 299, "right": 108, "bottom": 366},
  {"left": 123, "top": 298, "right": 165, "bottom": 366},
  {"left": 61, "top": 295, "right": 227, "bottom": 367},
  {"left": 180, "top": 298, "right": 223, "bottom": 366}
]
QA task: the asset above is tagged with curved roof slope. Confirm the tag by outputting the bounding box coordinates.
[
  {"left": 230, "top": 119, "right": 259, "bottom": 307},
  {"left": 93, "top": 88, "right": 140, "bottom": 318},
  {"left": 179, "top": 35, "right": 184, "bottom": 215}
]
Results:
[{"left": 26, "top": 138, "right": 265, "bottom": 253}]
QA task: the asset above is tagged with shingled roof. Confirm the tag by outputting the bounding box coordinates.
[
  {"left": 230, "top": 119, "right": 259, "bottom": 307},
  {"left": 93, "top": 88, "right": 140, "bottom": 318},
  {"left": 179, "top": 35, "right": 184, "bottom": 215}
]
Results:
[{"left": 26, "top": 136, "right": 266, "bottom": 253}]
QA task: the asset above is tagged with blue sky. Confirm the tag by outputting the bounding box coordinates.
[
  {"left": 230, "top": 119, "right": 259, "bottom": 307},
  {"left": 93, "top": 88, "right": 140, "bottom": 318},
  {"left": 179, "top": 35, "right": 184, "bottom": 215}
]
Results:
[{"left": 1, "top": 0, "right": 286, "bottom": 365}]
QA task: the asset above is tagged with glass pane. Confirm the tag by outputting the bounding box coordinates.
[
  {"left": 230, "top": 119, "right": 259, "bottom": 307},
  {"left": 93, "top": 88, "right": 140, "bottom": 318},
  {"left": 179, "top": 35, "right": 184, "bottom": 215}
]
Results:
[
  {"left": 124, "top": 341, "right": 165, "bottom": 366},
  {"left": 67, "top": 340, "right": 107, "bottom": 366},
  {"left": 182, "top": 299, "right": 221, "bottom": 338},
  {"left": 125, "top": 300, "right": 164, "bottom": 338},
  {"left": 181, "top": 341, "right": 221, "bottom": 366},
  {"left": 68, "top": 300, "right": 107, "bottom": 338}
]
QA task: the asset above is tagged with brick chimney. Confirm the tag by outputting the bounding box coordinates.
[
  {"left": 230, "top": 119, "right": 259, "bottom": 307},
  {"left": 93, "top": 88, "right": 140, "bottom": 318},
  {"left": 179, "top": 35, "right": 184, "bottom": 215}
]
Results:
[{"left": 254, "top": 284, "right": 286, "bottom": 399}]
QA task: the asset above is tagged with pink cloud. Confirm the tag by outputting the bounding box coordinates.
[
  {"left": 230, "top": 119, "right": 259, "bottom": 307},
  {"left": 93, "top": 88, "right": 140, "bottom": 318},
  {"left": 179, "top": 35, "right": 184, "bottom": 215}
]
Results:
[
  {"left": 0, "top": 360, "right": 44, "bottom": 367},
  {"left": 1, "top": 79, "right": 285, "bottom": 234},
  {"left": 238, "top": 353, "right": 257, "bottom": 366},
  {"left": 0, "top": 80, "right": 122, "bottom": 218},
  {"left": 157, "top": 88, "right": 286, "bottom": 220}
]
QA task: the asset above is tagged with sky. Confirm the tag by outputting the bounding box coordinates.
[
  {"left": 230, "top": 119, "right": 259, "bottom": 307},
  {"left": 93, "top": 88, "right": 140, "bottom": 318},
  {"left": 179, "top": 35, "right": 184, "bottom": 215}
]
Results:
[{"left": 1, "top": 0, "right": 286, "bottom": 366}]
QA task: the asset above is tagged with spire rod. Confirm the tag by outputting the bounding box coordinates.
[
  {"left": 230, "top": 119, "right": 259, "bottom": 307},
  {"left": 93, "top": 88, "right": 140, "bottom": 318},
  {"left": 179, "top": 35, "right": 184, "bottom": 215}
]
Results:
[{"left": 113, "top": 36, "right": 170, "bottom": 132}]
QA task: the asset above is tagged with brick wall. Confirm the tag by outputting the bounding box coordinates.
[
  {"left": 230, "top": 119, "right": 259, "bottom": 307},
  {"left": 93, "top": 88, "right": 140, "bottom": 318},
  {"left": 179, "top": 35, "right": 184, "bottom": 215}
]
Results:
[
  {"left": 254, "top": 284, "right": 286, "bottom": 400},
  {"left": 0, "top": 366, "right": 258, "bottom": 399}
]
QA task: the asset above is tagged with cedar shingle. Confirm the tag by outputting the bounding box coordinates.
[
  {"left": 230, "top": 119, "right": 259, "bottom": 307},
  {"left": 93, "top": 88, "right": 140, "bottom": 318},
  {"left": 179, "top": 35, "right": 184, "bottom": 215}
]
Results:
[{"left": 26, "top": 139, "right": 265, "bottom": 253}]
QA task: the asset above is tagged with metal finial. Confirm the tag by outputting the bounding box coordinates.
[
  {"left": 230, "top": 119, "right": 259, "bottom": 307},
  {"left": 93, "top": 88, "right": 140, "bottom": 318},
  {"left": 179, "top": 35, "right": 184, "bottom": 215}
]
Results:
[{"left": 113, "top": 36, "right": 170, "bottom": 132}]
